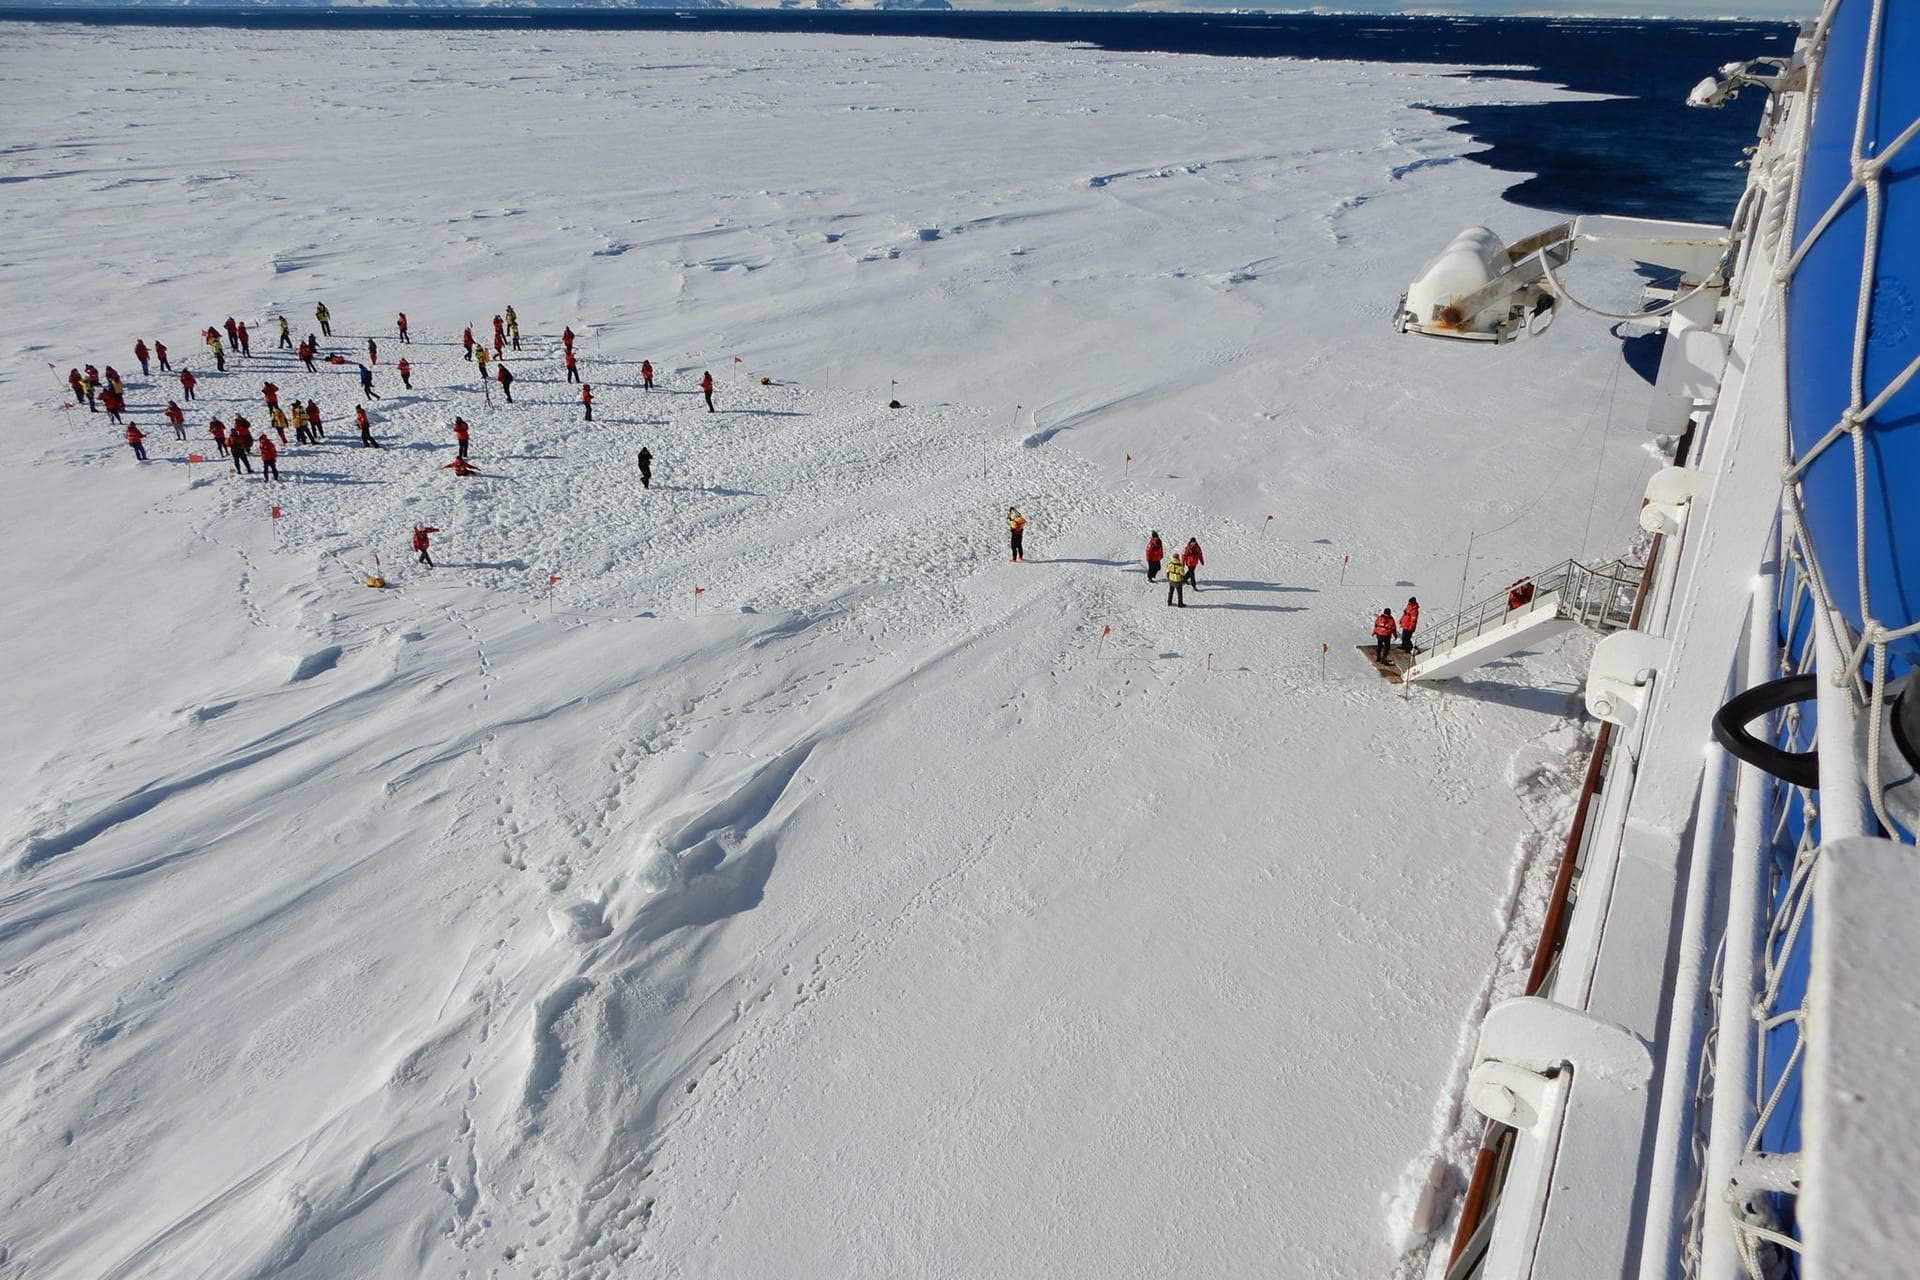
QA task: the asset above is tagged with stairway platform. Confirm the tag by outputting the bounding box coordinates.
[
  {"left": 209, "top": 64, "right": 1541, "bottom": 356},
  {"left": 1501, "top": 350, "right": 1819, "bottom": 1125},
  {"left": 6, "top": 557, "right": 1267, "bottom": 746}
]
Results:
[{"left": 1357, "top": 645, "right": 1415, "bottom": 684}]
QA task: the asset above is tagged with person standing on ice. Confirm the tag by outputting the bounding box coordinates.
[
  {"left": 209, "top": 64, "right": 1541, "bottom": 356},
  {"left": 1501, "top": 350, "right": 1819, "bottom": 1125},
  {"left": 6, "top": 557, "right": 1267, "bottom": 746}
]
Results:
[
  {"left": 636, "top": 446, "right": 652, "bottom": 489},
  {"left": 291, "top": 401, "right": 311, "bottom": 445},
  {"left": 179, "top": 367, "right": 197, "bottom": 401},
  {"left": 505, "top": 306, "right": 521, "bottom": 351},
  {"left": 134, "top": 339, "right": 150, "bottom": 376},
  {"left": 474, "top": 344, "right": 490, "bottom": 388},
  {"left": 229, "top": 419, "right": 255, "bottom": 474},
  {"left": 207, "top": 331, "right": 226, "bottom": 372},
  {"left": 700, "top": 370, "right": 715, "bottom": 412},
  {"left": 124, "top": 422, "right": 146, "bottom": 461},
  {"left": 154, "top": 339, "right": 170, "bottom": 371},
  {"left": 105, "top": 366, "right": 125, "bottom": 399},
  {"left": 562, "top": 325, "right": 575, "bottom": 355},
  {"left": 268, "top": 404, "right": 289, "bottom": 443},
  {"left": 277, "top": 315, "right": 293, "bottom": 350},
  {"left": 1006, "top": 506, "right": 1027, "bottom": 562},
  {"left": 1144, "top": 531, "right": 1164, "bottom": 582},
  {"left": 358, "top": 362, "right": 380, "bottom": 399},
  {"left": 1398, "top": 597, "right": 1420, "bottom": 654},
  {"left": 1166, "top": 557, "right": 1187, "bottom": 607},
  {"left": 492, "top": 315, "right": 505, "bottom": 355},
  {"left": 101, "top": 384, "right": 126, "bottom": 424},
  {"left": 315, "top": 302, "right": 332, "bottom": 337},
  {"left": 1372, "top": 608, "right": 1397, "bottom": 663},
  {"left": 305, "top": 399, "right": 324, "bottom": 440},
  {"left": 412, "top": 524, "right": 439, "bottom": 568},
  {"left": 451, "top": 416, "right": 471, "bottom": 460},
  {"left": 580, "top": 383, "right": 593, "bottom": 421},
  {"left": 640, "top": 359, "right": 654, "bottom": 391},
  {"left": 496, "top": 363, "right": 515, "bottom": 404},
  {"left": 261, "top": 380, "right": 280, "bottom": 411},
  {"left": 209, "top": 418, "right": 228, "bottom": 456},
  {"left": 1180, "top": 537, "right": 1204, "bottom": 591},
  {"left": 299, "top": 339, "right": 317, "bottom": 373},
  {"left": 367, "top": 338, "right": 378, "bottom": 367},
  {"left": 165, "top": 399, "right": 186, "bottom": 440},
  {"left": 258, "top": 435, "right": 280, "bottom": 482},
  {"left": 396, "top": 312, "right": 411, "bottom": 344},
  {"left": 223, "top": 317, "right": 240, "bottom": 353},
  {"left": 564, "top": 348, "right": 580, "bottom": 383},
  {"left": 356, "top": 405, "right": 380, "bottom": 448},
  {"left": 236, "top": 320, "right": 251, "bottom": 358},
  {"left": 461, "top": 325, "right": 475, "bottom": 361},
  {"left": 396, "top": 357, "right": 413, "bottom": 390},
  {"left": 67, "top": 368, "right": 86, "bottom": 407}
]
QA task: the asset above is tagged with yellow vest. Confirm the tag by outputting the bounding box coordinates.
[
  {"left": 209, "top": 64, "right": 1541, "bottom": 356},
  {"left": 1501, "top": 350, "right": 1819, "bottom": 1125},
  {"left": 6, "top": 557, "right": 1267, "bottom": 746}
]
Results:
[{"left": 1167, "top": 563, "right": 1186, "bottom": 583}]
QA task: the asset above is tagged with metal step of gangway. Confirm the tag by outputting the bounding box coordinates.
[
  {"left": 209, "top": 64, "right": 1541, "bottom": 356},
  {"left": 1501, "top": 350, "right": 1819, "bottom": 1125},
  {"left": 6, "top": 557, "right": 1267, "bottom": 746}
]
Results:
[{"left": 1406, "top": 557, "right": 1641, "bottom": 683}]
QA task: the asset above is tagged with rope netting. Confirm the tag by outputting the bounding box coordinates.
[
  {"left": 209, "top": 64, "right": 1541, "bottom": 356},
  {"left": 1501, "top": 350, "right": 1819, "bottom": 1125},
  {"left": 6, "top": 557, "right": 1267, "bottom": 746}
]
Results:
[{"left": 1683, "top": 0, "right": 1919, "bottom": 1272}]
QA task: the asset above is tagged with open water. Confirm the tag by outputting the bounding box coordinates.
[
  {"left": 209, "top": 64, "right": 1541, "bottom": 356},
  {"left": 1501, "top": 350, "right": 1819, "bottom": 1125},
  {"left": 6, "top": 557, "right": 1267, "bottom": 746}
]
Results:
[{"left": 0, "top": 6, "right": 1799, "bottom": 224}]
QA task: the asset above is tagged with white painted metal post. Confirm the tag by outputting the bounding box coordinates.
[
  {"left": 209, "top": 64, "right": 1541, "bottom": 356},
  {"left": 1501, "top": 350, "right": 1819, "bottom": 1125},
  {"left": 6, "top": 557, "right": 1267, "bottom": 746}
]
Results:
[{"left": 1698, "top": 563, "right": 1780, "bottom": 1280}]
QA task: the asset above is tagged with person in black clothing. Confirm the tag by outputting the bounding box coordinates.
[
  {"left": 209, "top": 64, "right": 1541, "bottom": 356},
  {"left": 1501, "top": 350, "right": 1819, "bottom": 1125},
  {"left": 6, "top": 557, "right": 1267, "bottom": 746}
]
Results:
[
  {"left": 358, "top": 363, "right": 379, "bottom": 399},
  {"left": 497, "top": 364, "right": 514, "bottom": 404},
  {"left": 637, "top": 447, "right": 653, "bottom": 489}
]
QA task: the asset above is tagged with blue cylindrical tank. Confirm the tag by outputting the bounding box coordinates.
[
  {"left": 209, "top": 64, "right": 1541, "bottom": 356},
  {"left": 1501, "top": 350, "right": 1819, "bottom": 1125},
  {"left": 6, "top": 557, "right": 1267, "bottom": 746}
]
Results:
[{"left": 1787, "top": 0, "right": 1920, "bottom": 677}]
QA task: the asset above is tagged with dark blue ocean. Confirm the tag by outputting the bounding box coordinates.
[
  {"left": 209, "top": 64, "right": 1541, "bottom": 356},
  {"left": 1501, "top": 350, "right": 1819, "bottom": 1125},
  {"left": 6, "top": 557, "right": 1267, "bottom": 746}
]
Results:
[{"left": 0, "top": 6, "right": 1797, "bottom": 223}]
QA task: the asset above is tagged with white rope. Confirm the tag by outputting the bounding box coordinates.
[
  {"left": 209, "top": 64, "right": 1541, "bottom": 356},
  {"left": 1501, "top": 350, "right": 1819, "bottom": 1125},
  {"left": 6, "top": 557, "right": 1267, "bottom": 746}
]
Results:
[{"left": 1535, "top": 246, "right": 1723, "bottom": 323}]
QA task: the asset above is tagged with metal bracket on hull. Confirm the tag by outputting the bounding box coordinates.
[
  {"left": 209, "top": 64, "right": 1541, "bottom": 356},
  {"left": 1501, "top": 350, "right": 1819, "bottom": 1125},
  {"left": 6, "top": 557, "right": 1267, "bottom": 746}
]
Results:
[{"left": 1586, "top": 631, "right": 1671, "bottom": 730}]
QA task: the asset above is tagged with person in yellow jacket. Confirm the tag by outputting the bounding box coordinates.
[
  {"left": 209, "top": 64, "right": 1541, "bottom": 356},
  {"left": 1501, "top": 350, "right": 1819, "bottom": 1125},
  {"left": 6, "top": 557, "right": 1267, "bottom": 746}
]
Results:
[
  {"left": 268, "top": 404, "right": 290, "bottom": 443},
  {"left": 315, "top": 301, "right": 332, "bottom": 337},
  {"left": 1006, "top": 506, "right": 1027, "bottom": 562},
  {"left": 1165, "top": 558, "right": 1187, "bottom": 607}
]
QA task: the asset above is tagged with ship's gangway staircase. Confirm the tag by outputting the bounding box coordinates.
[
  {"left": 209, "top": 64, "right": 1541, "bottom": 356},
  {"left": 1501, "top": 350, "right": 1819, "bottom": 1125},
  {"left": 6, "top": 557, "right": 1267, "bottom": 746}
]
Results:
[{"left": 1406, "top": 558, "right": 1641, "bottom": 683}]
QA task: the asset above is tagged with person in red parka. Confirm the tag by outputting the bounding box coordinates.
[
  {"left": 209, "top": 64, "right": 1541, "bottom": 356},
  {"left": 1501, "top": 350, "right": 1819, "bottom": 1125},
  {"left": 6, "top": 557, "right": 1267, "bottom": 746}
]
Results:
[
  {"left": 496, "top": 363, "right": 514, "bottom": 404},
  {"left": 210, "top": 418, "right": 229, "bottom": 456},
  {"left": 640, "top": 359, "right": 653, "bottom": 390},
  {"left": 562, "top": 325, "right": 575, "bottom": 354},
  {"left": 236, "top": 320, "right": 251, "bottom": 357},
  {"left": 700, "top": 370, "right": 715, "bottom": 412},
  {"left": 154, "top": 339, "right": 171, "bottom": 371},
  {"left": 580, "top": 383, "right": 593, "bottom": 422},
  {"left": 367, "top": 338, "right": 378, "bottom": 367},
  {"left": 1398, "top": 597, "right": 1420, "bottom": 654},
  {"left": 305, "top": 399, "right": 324, "bottom": 440},
  {"left": 134, "top": 338, "right": 150, "bottom": 376},
  {"left": 396, "top": 357, "right": 412, "bottom": 390},
  {"left": 412, "top": 524, "right": 439, "bottom": 567},
  {"left": 101, "top": 386, "right": 126, "bottom": 424},
  {"left": 397, "top": 312, "right": 410, "bottom": 344},
  {"left": 1144, "top": 531, "right": 1164, "bottom": 582},
  {"left": 164, "top": 399, "right": 187, "bottom": 439},
  {"left": 258, "top": 435, "right": 280, "bottom": 482},
  {"left": 461, "top": 326, "right": 475, "bottom": 361},
  {"left": 1372, "top": 608, "right": 1397, "bottom": 663},
  {"left": 124, "top": 422, "right": 147, "bottom": 461},
  {"left": 356, "top": 404, "right": 379, "bottom": 448},
  {"left": 1180, "top": 537, "right": 1204, "bottom": 591},
  {"left": 299, "top": 339, "right": 317, "bottom": 373},
  {"left": 229, "top": 419, "right": 255, "bottom": 474},
  {"left": 68, "top": 367, "right": 86, "bottom": 406},
  {"left": 451, "top": 416, "right": 470, "bottom": 460},
  {"left": 262, "top": 380, "right": 279, "bottom": 410},
  {"left": 492, "top": 314, "right": 505, "bottom": 354},
  {"left": 179, "top": 367, "right": 197, "bottom": 401}
]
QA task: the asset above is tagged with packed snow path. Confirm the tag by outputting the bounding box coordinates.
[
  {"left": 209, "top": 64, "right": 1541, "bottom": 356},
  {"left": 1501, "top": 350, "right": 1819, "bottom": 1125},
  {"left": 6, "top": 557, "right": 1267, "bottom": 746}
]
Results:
[{"left": 1, "top": 25, "right": 1651, "bottom": 1278}]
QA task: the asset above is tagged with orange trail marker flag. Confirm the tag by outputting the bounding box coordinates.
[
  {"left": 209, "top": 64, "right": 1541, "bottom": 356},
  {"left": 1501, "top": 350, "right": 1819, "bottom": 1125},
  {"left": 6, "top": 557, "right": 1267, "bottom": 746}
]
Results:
[
  {"left": 271, "top": 506, "right": 282, "bottom": 519},
  {"left": 548, "top": 574, "right": 560, "bottom": 615},
  {"left": 693, "top": 585, "right": 705, "bottom": 616},
  {"left": 1097, "top": 623, "right": 1111, "bottom": 658}
]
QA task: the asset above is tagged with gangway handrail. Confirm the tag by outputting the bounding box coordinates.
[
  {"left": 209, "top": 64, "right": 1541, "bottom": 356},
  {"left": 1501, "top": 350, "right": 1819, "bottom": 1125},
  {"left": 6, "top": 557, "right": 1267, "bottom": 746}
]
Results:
[{"left": 1416, "top": 557, "right": 1643, "bottom": 664}]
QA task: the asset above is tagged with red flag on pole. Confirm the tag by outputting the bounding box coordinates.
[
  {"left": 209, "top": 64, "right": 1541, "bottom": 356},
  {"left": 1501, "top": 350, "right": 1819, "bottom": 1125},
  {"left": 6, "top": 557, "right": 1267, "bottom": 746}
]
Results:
[
  {"left": 734, "top": 356, "right": 743, "bottom": 363},
  {"left": 549, "top": 575, "right": 561, "bottom": 585},
  {"left": 1102, "top": 625, "right": 1111, "bottom": 636},
  {"left": 271, "top": 506, "right": 282, "bottom": 519}
]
